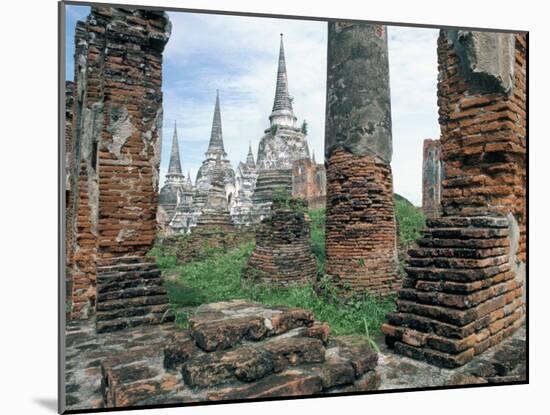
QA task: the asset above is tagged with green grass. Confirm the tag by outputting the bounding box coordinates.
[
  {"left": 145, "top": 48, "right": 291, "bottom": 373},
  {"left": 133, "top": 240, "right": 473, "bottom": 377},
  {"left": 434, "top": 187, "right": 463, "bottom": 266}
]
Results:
[
  {"left": 308, "top": 207, "right": 326, "bottom": 276},
  {"left": 394, "top": 193, "right": 425, "bottom": 245},
  {"left": 151, "top": 240, "right": 395, "bottom": 338},
  {"left": 149, "top": 196, "right": 425, "bottom": 338}
]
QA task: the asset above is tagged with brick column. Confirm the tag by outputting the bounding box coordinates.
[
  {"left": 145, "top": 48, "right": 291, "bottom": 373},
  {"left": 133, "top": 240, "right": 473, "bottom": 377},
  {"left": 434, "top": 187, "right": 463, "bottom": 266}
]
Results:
[
  {"left": 382, "top": 31, "right": 526, "bottom": 367},
  {"left": 66, "top": 7, "right": 174, "bottom": 330},
  {"left": 324, "top": 22, "right": 399, "bottom": 296}
]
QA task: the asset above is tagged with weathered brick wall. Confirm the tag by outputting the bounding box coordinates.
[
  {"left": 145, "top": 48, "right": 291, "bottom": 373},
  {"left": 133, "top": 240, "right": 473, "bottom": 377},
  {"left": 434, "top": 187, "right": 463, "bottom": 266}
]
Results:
[
  {"left": 67, "top": 19, "right": 98, "bottom": 319},
  {"left": 292, "top": 158, "right": 326, "bottom": 209},
  {"left": 66, "top": 7, "right": 172, "bottom": 321},
  {"left": 324, "top": 23, "right": 399, "bottom": 296},
  {"left": 382, "top": 30, "right": 527, "bottom": 367},
  {"left": 65, "top": 80, "right": 75, "bottom": 301},
  {"left": 326, "top": 150, "right": 399, "bottom": 294},
  {"left": 421, "top": 139, "right": 442, "bottom": 218},
  {"left": 437, "top": 32, "right": 527, "bottom": 264}
]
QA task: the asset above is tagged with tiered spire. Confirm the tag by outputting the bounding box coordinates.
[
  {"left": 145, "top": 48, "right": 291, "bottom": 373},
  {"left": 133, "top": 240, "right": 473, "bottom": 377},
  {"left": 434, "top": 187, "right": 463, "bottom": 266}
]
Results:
[
  {"left": 246, "top": 142, "right": 255, "bottom": 167},
  {"left": 167, "top": 121, "right": 184, "bottom": 177},
  {"left": 311, "top": 150, "right": 316, "bottom": 164},
  {"left": 269, "top": 34, "right": 297, "bottom": 128},
  {"left": 207, "top": 90, "right": 225, "bottom": 155}
]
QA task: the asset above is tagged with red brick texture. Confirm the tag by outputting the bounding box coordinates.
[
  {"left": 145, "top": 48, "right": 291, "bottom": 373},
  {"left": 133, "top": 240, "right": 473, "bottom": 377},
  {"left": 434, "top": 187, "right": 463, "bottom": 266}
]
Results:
[
  {"left": 383, "top": 32, "right": 526, "bottom": 367},
  {"left": 66, "top": 7, "right": 172, "bottom": 324},
  {"left": 437, "top": 33, "right": 527, "bottom": 263},
  {"left": 325, "top": 150, "right": 399, "bottom": 295}
]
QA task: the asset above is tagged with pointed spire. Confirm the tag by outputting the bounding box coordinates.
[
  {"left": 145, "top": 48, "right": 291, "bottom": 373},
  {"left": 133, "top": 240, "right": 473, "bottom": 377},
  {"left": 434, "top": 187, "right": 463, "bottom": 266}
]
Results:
[
  {"left": 312, "top": 150, "right": 316, "bottom": 164},
  {"left": 207, "top": 90, "right": 225, "bottom": 154},
  {"left": 187, "top": 170, "right": 193, "bottom": 186},
  {"left": 269, "top": 34, "right": 297, "bottom": 128},
  {"left": 167, "top": 121, "right": 183, "bottom": 176},
  {"left": 246, "top": 142, "right": 255, "bottom": 167}
]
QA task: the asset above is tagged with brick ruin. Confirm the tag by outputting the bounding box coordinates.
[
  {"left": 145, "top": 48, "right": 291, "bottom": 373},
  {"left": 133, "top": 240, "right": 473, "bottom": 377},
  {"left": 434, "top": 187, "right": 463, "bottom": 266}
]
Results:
[
  {"left": 65, "top": 7, "right": 174, "bottom": 330},
  {"left": 324, "top": 23, "right": 399, "bottom": 296},
  {"left": 292, "top": 154, "right": 327, "bottom": 209},
  {"left": 381, "top": 31, "right": 526, "bottom": 367},
  {"left": 422, "top": 139, "right": 442, "bottom": 218},
  {"left": 244, "top": 199, "right": 317, "bottom": 286},
  {"left": 98, "top": 300, "right": 379, "bottom": 408}
]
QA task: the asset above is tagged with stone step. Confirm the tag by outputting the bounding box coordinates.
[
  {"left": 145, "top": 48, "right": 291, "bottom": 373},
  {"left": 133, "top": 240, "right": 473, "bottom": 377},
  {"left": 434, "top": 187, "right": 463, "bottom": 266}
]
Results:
[
  {"left": 96, "top": 285, "right": 168, "bottom": 302},
  {"left": 425, "top": 216, "right": 509, "bottom": 229},
  {"left": 97, "top": 262, "right": 158, "bottom": 275},
  {"left": 97, "top": 256, "right": 155, "bottom": 268},
  {"left": 96, "top": 310, "right": 175, "bottom": 334},
  {"left": 97, "top": 274, "right": 163, "bottom": 294},
  {"left": 96, "top": 294, "right": 172, "bottom": 312},
  {"left": 97, "top": 303, "right": 173, "bottom": 321}
]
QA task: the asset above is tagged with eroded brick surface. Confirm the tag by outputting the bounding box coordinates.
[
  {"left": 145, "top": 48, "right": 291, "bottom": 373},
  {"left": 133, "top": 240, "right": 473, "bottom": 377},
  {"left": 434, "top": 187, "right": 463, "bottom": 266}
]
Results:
[
  {"left": 65, "top": 7, "right": 172, "bottom": 323},
  {"left": 244, "top": 199, "right": 317, "bottom": 286}
]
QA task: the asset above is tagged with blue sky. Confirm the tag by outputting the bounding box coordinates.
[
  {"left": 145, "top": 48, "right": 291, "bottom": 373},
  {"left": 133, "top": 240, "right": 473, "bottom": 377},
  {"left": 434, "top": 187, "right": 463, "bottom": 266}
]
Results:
[{"left": 65, "top": 5, "right": 439, "bottom": 206}]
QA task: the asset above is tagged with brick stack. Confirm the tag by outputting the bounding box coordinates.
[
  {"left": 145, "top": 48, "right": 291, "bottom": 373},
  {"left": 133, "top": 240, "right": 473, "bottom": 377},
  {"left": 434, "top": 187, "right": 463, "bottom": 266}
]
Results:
[
  {"left": 382, "top": 31, "right": 526, "bottom": 366},
  {"left": 422, "top": 139, "right": 442, "bottom": 218},
  {"left": 65, "top": 80, "right": 76, "bottom": 305},
  {"left": 244, "top": 199, "right": 317, "bottom": 286},
  {"left": 382, "top": 216, "right": 523, "bottom": 368},
  {"left": 324, "top": 23, "right": 399, "bottom": 296},
  {"left": 437, "top": 32, "right": 527, "bottom": 265},
  {"left": 96, "top": 257, "right": 174, "bottom": 333},
  {"left": 325, "top": 150, "right": 400, "bottom": 295},
  {"left": 66, "top": 7, "right": 172, "bottom": 327}
]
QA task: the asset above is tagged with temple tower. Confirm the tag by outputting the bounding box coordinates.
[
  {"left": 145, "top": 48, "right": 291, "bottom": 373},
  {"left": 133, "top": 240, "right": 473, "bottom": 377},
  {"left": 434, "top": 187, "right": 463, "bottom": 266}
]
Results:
[
  {"left": 231, "top": 143, "right": 259, "bottom": 225},
  {"left": 251, "top": 34, "right": 310, "bottom": 222},
  {"left": 159, "top": 122, "right": 186, "bottom": 223},
  {"left": 195, "top": 91, "right": 236, "bottom": 214}
]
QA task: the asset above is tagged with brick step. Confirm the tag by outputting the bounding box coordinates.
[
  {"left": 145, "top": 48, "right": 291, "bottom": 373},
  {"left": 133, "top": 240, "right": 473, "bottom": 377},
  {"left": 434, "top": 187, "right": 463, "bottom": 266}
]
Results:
[
  {"left": 97, "top": 302, "right": 172, "bottom": 321},
  {"left": 405, "top": 264, "right": 511, "bottom": 282},
  {"left": 188, "top": 300, "right": 316, "bottom": 352},
  {"left": 401, "top": 270, "right": 515, "bottom": 294},
  {"left": 408, "top": 246, "right": 508, "bottom": 259},
  {"left": 397, "top": 280, "right": 516, "bottom": 309},
  {"left": 97, "top": 262, "right": 158, "bottom": 275},
  {"left": 407, "top": 255, "right": 509, "bottom": 269},
  {"left": 421, "top": 227, "right": 508, "bottom": 240},
  {"left": 417, "top": 236, "right": 509, "bottom": 249},
  {"left": 97, "top": 274, "right": 163, "bottom": 294},
  {"left": 96, "top": 310, "right": 175, "bottom": 334},
  {"left": 96, "top": 294, "right": 171, "bottom": 312},
  {"left": 96, "top": 256, "right": 155, "bottom": 268},
  {"left": 96, "top": 285, "right": 168, "bottom": 302},
  {"left": 425, "top": 216, "right": 509, "bottom": 229}
]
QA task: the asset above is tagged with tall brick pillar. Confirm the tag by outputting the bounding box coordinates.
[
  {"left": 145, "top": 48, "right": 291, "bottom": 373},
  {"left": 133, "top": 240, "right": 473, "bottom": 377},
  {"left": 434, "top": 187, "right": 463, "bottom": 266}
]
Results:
[
  {"left": 324, "top": 23, "right": 399, "bottom": 296},
  {"left": 382, "top": 31, "right": 526, "bottom": 367},
  {"left": 421, "top": 139, "right": 442, "bottom": 218},
  {"left": 66, "top": 7, "right": 174, "bottom": 331}
]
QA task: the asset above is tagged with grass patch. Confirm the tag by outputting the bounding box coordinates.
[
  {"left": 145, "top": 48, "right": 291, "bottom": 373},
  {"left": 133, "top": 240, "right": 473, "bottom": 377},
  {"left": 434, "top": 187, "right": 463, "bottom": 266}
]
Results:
[
  {"left": 308, "top": 207, "right": 326, "bottom": 276},
  {"left": 394, "top": 193, "right": 425, "bottom": 245},
  {"left": 151, "top": 241, "right": 395, "bottom": 337}
]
